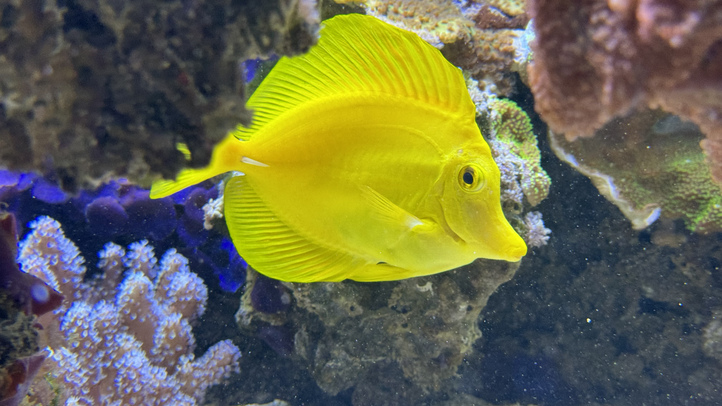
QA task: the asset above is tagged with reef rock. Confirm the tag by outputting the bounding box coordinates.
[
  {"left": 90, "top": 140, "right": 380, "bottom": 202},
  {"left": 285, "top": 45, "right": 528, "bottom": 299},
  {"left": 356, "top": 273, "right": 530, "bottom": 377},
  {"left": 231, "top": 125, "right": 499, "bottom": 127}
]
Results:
[
  {"left": 344, "top": 0, "right": 529, "bottom": 95},
  {"left": 0, "top": 0, "right": 320, "bottom": 192},
  {"left": 236, "top": 260, "right": 520, "bottom": 403}
]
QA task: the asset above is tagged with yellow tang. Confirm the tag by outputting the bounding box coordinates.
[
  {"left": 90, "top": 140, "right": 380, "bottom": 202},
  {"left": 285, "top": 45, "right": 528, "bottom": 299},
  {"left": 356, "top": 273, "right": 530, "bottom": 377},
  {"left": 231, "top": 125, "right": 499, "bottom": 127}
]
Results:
[{"left": 151, "top": 13, "right": 527, "bottom": 282}]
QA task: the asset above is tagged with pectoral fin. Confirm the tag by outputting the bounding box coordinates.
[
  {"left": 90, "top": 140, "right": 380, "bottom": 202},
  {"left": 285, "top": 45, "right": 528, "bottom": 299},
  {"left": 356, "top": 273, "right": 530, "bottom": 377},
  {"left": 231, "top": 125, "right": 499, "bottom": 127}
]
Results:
[{"left": 359, "top": 186, "right": 426, "bottom": 231}]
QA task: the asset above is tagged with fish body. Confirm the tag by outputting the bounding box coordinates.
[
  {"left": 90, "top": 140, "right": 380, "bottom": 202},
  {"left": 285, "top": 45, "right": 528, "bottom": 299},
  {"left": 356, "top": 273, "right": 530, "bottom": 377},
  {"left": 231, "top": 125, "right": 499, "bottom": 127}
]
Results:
[{"left": 151, "top": 14, "right": 526, "bottom": 282}]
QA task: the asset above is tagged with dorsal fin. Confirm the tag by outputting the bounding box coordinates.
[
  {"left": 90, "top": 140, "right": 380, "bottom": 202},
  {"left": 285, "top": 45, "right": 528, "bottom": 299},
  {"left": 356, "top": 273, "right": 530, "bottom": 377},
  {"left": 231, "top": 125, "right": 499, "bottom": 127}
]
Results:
[{"left": 234, "top": 13, "right": 473, "bottom": 141}]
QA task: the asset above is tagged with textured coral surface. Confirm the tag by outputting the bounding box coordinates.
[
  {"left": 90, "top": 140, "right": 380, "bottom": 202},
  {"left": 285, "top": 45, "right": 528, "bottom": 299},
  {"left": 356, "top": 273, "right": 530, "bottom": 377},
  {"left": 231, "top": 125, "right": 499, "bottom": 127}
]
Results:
[
  {"left": 550, "top": 110, "right": 722, "bottom": 233},
  {"left": 17, "top": 217, "right": 241, "bottom": 405},
  {"left": 487, "top": 98, "right": 550, "bottom": 207},
  {"left": 357, "top": 0, "right": 528, "bottom": 95},
  {"left": 235, "top": 260, "right": 520, "bottom": 405},
  {"left": 527, "top": 0, "right": 722, "bottom": 186}
]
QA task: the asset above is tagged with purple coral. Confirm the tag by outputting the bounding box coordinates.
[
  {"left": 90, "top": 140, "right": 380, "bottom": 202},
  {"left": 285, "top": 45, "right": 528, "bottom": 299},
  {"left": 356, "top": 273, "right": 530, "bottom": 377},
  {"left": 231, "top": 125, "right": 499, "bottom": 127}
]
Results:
[
  {"left": 176, "top": 186, "right": 216, "bottom": 246},
  {"left": 84, "top": 196, "right": 129, "bottom": 239},
  {"left": 30, "top": 178, "right": 69, "bottom": 204},
  {"left": 0, "top": 170, "right": 245, "bottom": 294},
  {"left": 210, "top": 237, "right": 247, "bottom": 293},
  {"left": 121, "top": 189, "right": 177, "bottom": 241},
  {"left": 251, "top": 273, "right": 291, "bottom": 314}
]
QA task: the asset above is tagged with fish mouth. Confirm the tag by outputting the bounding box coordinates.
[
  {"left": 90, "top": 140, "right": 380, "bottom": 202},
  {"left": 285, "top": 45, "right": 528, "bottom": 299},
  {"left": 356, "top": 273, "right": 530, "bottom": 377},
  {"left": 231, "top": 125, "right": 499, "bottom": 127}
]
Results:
[
  {"left": 468, "top": 218, "right": 527, "bottom": 262},
  {"left": 503, "top": 241, "right": 527, "bottom": 262},
  {"left": 495, "top": 221, "right": 528, "bottom": 261}
]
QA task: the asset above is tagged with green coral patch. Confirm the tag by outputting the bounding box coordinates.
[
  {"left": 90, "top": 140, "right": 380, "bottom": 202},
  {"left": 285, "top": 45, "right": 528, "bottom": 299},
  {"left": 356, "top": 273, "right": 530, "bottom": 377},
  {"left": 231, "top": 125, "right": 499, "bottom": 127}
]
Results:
[
  {"left": 550, "top": 109, "right": 722, "bottom": 233},
  {"left": 489, "top": 98, "right": 551, "bottom": 207}
]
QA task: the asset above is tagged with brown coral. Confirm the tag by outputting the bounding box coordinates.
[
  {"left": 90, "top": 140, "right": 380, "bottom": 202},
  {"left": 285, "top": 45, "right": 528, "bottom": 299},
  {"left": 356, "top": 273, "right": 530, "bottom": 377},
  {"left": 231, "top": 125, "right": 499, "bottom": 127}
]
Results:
[
  {"left": 0, "top": 0, "right": 320, "bottom": 192},
  {"left": 527, "top": 0, "right": 722, "bottom": 183}
]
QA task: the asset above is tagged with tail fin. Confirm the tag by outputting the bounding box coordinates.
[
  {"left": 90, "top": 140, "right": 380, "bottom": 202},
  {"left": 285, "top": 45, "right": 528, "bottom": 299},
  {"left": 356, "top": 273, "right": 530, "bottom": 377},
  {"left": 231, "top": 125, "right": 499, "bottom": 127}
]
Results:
[
  {"left": 149, "top": 167, "right": 220, "bottom": 199},
  {"left": 150, "top": 135, "right": 241, "bottom": 199}
]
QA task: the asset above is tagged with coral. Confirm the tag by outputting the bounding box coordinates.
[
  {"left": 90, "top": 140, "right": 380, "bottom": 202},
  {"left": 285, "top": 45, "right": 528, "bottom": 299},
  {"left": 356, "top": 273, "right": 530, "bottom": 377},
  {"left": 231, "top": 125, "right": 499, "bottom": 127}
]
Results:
[
  {"left": 509, "top": 19, "right": 535, "bottom": 84},
  {"left": 484, "top": 0, "right": 526, "bottom": 17},
  {"left": 364, "top": 0, "right": 472, "bottom": 46},
  {"left": 201, "top": 180, "right": 226, "bottom": 231},
  {"left": 549, "top": 109, "right": 722, "bottom": 233},
  {"left": 523, "top": 211, "right": 551, "bottom": 248},
  {"left": 79, "top": 180, "right": 217, "bottom": 245},
  {"left": 0, "top": 0, "right": 320, "bottom": 192},
  {"left": 203, "top": 196, "right": 224, "bottom": 230},
  {"left": 121, "top": 190, "right": 178, "bottom": 242},
  {"left": 526, "top": 0, "right": 722, "bottom": 185},
  {"left": 213, "top": 238, "right": 248, "bottom": 293},
  {"left": 0, "top": 213, "right": 63, "bottom": 319},
  {"left": 350, "top": 0, "right": 529, "bottom": 95},
  {"left": 0, "top": 172, "right": 246, "bottom": 294},
  {"left": 17, "top": 216, "right": 241, "bottom": 405},
  {"left": 466, "top": 90, "right": 551, "bottom": 246},
  {"left": 486, "top": 98, "right": 550, "bottom": 207},
  {"left": 0, "top": 173, "right": 67, "bottom": 207},
  {"left": 176, "top": 188, "right": 211, "bottom": 246}
]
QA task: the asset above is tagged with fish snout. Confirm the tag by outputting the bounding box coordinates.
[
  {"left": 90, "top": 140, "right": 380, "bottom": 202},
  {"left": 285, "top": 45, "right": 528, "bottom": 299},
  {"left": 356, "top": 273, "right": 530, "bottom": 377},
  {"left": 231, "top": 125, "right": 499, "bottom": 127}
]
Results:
[
  {"left": 470, "top": 223, "right": 527, "bottom": 262},
  {"left": 503, "top": 237, "right": 527, "bottom": 262},
  {"left": 486, "top": 219, "right": 527, "bottom": 262}
]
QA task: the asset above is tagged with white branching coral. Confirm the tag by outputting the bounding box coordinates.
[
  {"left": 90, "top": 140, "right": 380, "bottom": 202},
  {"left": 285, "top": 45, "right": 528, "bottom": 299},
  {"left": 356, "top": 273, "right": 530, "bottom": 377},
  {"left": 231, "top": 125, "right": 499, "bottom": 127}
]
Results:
[
  {"left": 18, "top": 216, "right": 241, "bottom": 406},
  {"left": 524, "top": 211, "right": 551, "bottom": 248}
]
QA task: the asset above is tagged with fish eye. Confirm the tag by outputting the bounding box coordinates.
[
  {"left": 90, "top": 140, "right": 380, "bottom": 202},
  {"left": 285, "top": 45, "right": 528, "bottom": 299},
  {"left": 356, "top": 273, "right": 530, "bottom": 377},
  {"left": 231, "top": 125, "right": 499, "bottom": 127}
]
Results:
[{"left": 458, "top": 164, "right": 485, "bottom": 192}]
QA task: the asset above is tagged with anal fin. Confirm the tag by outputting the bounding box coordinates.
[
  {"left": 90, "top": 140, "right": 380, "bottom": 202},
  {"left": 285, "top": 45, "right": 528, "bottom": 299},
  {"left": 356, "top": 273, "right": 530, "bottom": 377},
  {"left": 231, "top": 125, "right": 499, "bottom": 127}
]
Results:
[
  {"left": 346, "top": 262, "right": 423, "bottom": 282},
  {"left": 224, "top": 176, "right": 365, "bottom": 282}
]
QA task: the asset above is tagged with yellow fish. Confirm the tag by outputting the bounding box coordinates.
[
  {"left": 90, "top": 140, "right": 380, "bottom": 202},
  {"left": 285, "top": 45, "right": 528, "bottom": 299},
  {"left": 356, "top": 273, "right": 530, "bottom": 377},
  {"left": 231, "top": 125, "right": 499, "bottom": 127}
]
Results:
[{"left": 151, "top": 13, "right": 527, "bottom": 282}]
